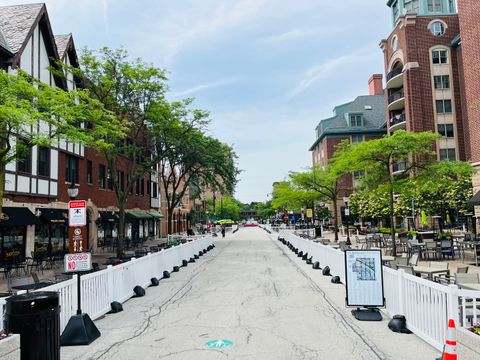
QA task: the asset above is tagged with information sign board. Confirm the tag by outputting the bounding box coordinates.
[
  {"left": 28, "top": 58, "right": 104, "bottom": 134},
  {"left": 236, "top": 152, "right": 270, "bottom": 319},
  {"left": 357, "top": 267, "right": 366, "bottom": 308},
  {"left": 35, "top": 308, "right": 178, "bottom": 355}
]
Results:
[
  {"left": 306, "top": 209, "right": 313, "bottom": 218},
  {"left": 344, "top": 250, "right": 385, "bottom": 307},
  {"left": 69, "top": 226, "right": 87, "bottom": 253},
  {"left": 69, "top": 200, "right": 87, "bottom": 227},
  {"left": 64, "top": 252, "right": 92, "bottom": 272}
]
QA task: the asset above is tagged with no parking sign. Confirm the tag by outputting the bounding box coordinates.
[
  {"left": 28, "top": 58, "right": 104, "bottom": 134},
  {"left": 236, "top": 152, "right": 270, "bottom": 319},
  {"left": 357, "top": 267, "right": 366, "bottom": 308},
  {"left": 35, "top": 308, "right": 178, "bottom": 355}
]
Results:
[{"left": 64, "top": 253, "right": 92, "bottom": 272}]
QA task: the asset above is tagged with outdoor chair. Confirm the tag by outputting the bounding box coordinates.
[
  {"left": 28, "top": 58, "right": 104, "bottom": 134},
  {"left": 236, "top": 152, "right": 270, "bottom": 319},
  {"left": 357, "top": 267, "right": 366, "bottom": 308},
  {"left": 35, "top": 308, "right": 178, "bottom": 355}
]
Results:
[
  {"left": 31, "top": 272, "right": 54, "bottom": 285},
  {"left": 435, "top": 266, "right": 469, "bottom": 284},
  {"left": 429, "top": 261, "right": 449, "bottom": 270},
  {"left": 457, "top": 266, "right": 469, "bottom": 274},
  {"left": 397, "top": 265, "right": 415, "bottom": 275},
  {"left": 396, "top": 257, "right": 408, "bottom": 266},
  {"left": 424, "top": 241, "right": 439, "bottom": 260},
  {"left": 389, "top": 260, "right": 398, "bottom": 270},
  {"left": 439, "top": 240, "right": 454, "bottom": 260},
  {"left": 455, "top": 273, "right": 479, "bottom": 285},
  {"left": 408, "top": 254, "right": 419, "bottom": 266}
]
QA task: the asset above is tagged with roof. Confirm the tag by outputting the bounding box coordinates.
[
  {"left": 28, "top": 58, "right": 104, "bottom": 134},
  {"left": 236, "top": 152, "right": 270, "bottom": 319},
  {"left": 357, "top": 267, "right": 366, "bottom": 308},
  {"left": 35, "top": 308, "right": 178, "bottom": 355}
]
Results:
[
  {"left": 0, "top": 3, "right": 44, "bottom": 54},
  {"left": 54, "top": 33, "right": 71, "bottom": 58},
  {"left": 309, "top": 94, "right": 387, "bottom": 151},
  {"left": 469, "top": 191, "right": 480, "bottom": 206}
]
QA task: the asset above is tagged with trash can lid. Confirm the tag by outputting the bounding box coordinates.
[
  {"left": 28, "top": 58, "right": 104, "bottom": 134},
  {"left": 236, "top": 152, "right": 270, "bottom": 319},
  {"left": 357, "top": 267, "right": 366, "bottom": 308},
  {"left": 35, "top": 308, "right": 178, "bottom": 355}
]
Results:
[{"left": 5, "top": 291, "right": 59, "bottom": 314}]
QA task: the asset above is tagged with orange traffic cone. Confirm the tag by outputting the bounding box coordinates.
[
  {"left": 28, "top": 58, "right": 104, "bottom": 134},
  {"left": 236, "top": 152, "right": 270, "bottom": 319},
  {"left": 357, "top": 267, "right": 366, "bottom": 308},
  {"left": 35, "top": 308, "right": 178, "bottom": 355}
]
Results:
[{"left": 443, "top": 319, "right": 457, "bottom": 360}]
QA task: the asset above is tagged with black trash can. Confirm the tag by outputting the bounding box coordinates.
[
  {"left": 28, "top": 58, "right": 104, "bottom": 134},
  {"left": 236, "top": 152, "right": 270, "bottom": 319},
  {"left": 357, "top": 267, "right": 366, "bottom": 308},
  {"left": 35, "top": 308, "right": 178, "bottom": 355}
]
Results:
[
  {"left": 315, "top": 226, "right": 322, "bottom": 238},
  {"left": 4, "top": 291, "right": 60, "bottom": 360}
]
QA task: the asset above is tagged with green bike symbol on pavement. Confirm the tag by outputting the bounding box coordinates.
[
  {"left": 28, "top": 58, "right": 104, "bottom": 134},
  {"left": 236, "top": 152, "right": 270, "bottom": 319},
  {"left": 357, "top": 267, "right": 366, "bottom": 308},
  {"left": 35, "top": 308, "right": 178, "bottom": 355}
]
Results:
[{"left": 205, "top": 339, "right": 233, "bottom": 349}]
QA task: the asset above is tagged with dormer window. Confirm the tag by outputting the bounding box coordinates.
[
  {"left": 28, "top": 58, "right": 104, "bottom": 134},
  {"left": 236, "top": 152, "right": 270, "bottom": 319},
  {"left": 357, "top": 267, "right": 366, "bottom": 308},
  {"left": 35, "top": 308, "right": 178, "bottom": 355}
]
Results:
[
  {"left": 427, "top": 0, "right": 443, "bottom": 12},
  {"left": 404, "top": 0, "right": 419, "bottom": 13},
  {"left": 350, "top": 114, "right": 363, "bottom": 127}
]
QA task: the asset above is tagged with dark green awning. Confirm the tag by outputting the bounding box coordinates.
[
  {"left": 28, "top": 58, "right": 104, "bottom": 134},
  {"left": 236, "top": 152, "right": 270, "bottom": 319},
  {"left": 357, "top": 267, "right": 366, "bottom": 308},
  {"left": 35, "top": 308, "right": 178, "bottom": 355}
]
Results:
[
  {"left": 0, "top": 207, "right": 40, "bottom": 227},
  {"left": 147, "top": 211, "right": 164, "bottom": 219},
  {"left": 126, "top": 210, "right": 152, "bottom": 220}
]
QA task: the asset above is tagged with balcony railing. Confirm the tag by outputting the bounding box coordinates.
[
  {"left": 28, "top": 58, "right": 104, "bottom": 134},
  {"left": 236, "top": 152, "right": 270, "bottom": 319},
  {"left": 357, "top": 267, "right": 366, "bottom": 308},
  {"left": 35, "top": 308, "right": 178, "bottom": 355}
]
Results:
[
  {"left": 387, "top": 67, "right": 403, "bottom": 82},
  {"left": 389, "top": 113, "right": 406, "bottom": 127},
  {"left": 388, "top": 89, "right": 405, "bottom": 104}
]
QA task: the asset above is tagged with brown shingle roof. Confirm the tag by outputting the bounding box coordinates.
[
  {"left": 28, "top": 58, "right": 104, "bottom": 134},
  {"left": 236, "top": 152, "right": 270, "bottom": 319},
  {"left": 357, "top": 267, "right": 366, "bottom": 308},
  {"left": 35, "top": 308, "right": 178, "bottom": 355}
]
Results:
[{"left": 54, "top": 33, "right": 71, "bottom": 58}]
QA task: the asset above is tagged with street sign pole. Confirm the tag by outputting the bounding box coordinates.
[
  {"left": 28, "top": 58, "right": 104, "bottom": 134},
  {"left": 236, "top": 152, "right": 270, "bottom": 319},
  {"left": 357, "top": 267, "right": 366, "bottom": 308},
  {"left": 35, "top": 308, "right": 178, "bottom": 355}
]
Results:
[{"left": 60, "top": 201, "right": 101, "bottom": 346}]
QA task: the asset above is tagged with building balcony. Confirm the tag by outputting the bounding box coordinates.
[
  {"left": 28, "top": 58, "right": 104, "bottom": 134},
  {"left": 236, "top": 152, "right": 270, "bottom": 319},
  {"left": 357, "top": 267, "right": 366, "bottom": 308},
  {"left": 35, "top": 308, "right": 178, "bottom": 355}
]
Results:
[
  {"left": 389, "top": 113, "right": 406, "bottom": 132},
  {"left": 386, "top": 67, "right": 404, "bottom": 89},
  {"left": 392, "top": 161, "right": 408, "bottom": 175},
  {"left": 388, "top": 89, "right": 405, "bottom": 111}
]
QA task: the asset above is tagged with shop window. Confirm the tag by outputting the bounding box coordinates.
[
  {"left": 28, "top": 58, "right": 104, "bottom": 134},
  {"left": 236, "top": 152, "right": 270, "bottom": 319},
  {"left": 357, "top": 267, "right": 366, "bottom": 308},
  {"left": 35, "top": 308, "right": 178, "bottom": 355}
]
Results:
[
  {"left": 1, "top": 226, "right": 25, "bottom": 260},
  {"left": 34, "top": 223, "right": 49, "bottom": 254},
  {"left": 38, "top": 147, "right": 50, "bottom": 177},
  {"left": 17, "top": 138, "right": 32, "bottom": 174},
  {"left": 65, "top": 155, "right": 79, "bottom": 183},
  {"left": 99, "top": 164, "right": 106, "bottom": 189}
]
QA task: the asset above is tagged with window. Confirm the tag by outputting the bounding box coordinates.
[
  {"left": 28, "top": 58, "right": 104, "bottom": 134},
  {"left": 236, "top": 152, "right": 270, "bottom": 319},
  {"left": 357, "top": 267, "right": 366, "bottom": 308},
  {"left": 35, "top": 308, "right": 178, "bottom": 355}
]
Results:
[
  {"left": 65, "top": 155, "right": 78, "bottom": 183},
  {"left": 353, "top": 170, "right": 364, "bottom": 180},
  {"left": 38, "top": 147, "right": 50, "bottom": 177},
  {"left": 140, "top": 179, "right": 145, "bottom": 196},
  {"left": 17, "top": 139, "right": 32, "bottom": 174},
  {"left": 392, "top": 1, "right": 399, "bottom": 20},
  {"left": 99, "top": 164, "right": 106, "bottom": 189},
  {"left": 432, "top": 50, "right": 448, "bottom": 64},
  {"left": 428, "top": 0, "right": 443, "bottom": 12},
  {"left": 86, "top": 161, "right": 93, "bottom": 184},
  {"left": 127, "top": 174, "right": 132, "bottom": 194},
  {"left": 439, "top": 148, "right": 456, "bottom": 161},
  {"left": 147, "top": 180, "right": 151, "bottom": 195},
  {"left": 135, "top": 180, "right": 140, "bottom": 195},
  {"left": 436, "top": 99, "right": 452, "bottom": 114},
  {"left": 350, "top": 115, "right": 363, "bottom": 127},
  {"left": 117, "top": 171, "right": 125, "bottom": 191},
  {"left": 434, "top": 75, "right": 450, "bottom": 89},
  {"left": 392, "top": 36, "right": 398, "bottom": 51},
  {"left": 404, "top": 0, "right": 419, "bottom": 13},
  {"left": 351, "top": 135, "right": 363, "bottom": 143},
  {"left": 449, "top": 0, "right": 456, "bottom": 13},
  {"left": 429, "top": 21, "right": 445, "bottom": 36},
  {"left": 438, "top": 124, "right": 454, "bottom": 138},
  {"left": 152, "top": 182, "right": 158, "bottom": 198},
  {"left": 107, "top": 168, "right": 113, "bottom": 190}
]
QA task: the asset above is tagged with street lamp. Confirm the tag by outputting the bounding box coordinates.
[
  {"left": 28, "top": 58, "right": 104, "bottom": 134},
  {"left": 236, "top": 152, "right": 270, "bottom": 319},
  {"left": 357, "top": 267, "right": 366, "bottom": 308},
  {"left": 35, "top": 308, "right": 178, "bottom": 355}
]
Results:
[
  {"left": 67, "top": 170, "right": 79, "bottom": 199},
  {"left": 343, "top": 196, "right": 351, "bottom": 246}
]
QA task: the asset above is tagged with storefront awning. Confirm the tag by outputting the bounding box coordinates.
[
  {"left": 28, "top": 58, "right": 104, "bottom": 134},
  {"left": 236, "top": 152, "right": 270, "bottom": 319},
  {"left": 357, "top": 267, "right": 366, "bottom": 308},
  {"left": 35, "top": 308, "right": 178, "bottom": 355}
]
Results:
[
  {"left": 99, "top": 211, "right": 119, "bottom": 222},
  {"left": 0, "top": 207, "right": 40, "bottom": 227},
  {"left": 38, "top": 208, "right": 68, "bottom": 223},
  {"left": 147, "top": 211, "right": 164, "bottom": 219},
  {"left": 126, "top": 210, "right": 152, "bottom": 220},
  {"left": 470, "top": 191, "right": 480, "bottom": 206}
]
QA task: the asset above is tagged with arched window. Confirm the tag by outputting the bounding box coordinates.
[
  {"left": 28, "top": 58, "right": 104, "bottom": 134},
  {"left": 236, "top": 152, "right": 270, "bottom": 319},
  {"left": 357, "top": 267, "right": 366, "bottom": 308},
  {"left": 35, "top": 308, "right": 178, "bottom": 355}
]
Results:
[{"left": 429, "top": 21, "right": 446, "bottom": 36}]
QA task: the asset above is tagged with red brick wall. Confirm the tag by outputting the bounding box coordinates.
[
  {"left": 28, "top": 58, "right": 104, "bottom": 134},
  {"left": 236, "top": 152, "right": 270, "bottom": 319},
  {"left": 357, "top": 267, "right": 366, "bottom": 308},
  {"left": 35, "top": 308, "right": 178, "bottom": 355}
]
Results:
[
  {"left": 382, "top": 15, "right": 465, "bottom": 160},
  {"left": 458, "top": 0, "right": 480, "bottom": 163}
]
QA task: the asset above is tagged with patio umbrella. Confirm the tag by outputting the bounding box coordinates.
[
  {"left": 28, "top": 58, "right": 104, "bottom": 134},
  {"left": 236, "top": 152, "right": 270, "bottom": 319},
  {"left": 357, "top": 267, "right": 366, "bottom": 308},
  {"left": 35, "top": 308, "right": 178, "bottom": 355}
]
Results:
[
  {"left": 446, "top": 213, "right": 451, "bottom": 224},
  {"left": 421, "top": 211, "right": 428, "bottom": 227}
]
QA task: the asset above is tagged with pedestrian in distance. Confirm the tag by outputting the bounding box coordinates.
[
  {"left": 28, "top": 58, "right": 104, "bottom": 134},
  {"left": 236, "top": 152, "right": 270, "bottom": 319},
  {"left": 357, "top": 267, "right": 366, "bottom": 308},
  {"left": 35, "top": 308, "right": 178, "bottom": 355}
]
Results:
[{"left": 221, "top": 225, "right": 226, "bottom": 238}]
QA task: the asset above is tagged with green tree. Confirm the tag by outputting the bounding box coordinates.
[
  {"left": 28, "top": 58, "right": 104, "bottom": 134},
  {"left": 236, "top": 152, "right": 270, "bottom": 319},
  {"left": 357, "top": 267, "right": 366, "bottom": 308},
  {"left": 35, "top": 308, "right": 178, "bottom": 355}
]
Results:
[
  {"left": 254, "top": 201, "right": 275, "bottom": 220},
  {"left": 290, "top": 165, "right": 348, "bottom": 241},
  {"left": 64, "top": 48, "right": 168, "bottom": 257},
  {"left": 213, "top": 196, "right": 241, "bottom": 221},
  {"left": 0, "top": 69, "right": 121, "bottom": 216},
  {"left": 333, "top": 130, "right": 440, "bottom": 255},
  {"left": 271, "top": 181, "right": 320, "bottom": 215},
  {"left": 153, "top": 105, "right": 239, "bottom": 234}
]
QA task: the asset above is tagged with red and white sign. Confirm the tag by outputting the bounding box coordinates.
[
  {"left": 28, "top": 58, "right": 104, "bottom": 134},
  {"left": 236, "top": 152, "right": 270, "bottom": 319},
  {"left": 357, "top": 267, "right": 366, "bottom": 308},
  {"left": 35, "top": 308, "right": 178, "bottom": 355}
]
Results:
[
  {"left": 69, "top": 200, "right": 87, "bottom": 227},
  {"left": 64, "top": 252, "right": 92, "bottom": 272}
]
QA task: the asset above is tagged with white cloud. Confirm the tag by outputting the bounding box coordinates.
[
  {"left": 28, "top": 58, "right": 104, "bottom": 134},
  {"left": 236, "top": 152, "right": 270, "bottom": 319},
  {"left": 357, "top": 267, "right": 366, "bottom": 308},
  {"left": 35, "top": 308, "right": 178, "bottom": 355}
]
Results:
[
  {"left": 260, "top": 29, "right": 315, "bottom": 43},
  {"left": 289, "top": 47, "right": 378, "bottom": 98},
  {"left": 171, "top": 76, "right": 241, "bottom": 98}
]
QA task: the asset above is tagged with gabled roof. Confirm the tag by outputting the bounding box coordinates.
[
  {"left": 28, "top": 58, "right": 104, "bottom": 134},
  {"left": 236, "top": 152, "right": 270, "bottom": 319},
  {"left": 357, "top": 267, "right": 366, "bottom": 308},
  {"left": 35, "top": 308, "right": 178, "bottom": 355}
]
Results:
[
  {"left": 54, "top": 34, "right": 71, "bottom": 58},
  {"left": 309, "top": 95, "right": 387, "bottom": 151},
  {"left": 0, "top": 3, "right": 44, "bottom": 54},
  {"left": 0, "top": 25, "right": 12, "bottom": 53}
]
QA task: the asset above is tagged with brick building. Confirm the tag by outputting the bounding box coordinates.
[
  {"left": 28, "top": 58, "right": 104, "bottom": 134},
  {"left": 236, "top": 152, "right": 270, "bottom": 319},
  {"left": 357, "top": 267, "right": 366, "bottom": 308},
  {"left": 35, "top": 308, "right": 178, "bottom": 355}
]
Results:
[
  {"left": 309, "top": 75, "right": 387, "bottom": 225},
  {"left": 0, "top": 3, "right": 162, "bottom": 261},
  {"left": 456, "top": 0, "right": 480, "bottom": 214},
  {"left": 380, "top": 0, "right": 465, "bottom": 166}
]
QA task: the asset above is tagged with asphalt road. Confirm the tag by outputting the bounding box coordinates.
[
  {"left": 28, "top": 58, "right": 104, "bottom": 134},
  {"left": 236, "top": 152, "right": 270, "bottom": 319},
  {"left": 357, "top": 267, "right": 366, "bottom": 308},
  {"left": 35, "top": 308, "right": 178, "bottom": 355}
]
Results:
[{"left": 62, "top": 228, "right": 440, "bottom": 360}]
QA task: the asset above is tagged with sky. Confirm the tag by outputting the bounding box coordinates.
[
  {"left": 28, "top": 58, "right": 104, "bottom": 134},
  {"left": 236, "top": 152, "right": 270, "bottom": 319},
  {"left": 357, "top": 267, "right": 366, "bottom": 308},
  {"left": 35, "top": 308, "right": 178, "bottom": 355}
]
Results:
[{"left": 1, "top": 0, "right": 393, "bottom": 203}]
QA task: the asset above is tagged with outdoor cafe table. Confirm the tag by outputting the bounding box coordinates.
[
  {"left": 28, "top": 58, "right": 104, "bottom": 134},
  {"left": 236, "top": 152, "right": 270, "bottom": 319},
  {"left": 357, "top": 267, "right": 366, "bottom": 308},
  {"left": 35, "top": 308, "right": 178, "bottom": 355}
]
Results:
[
  {"left": 382, "top": 256, "right": 395, "bottom": 265},
  {"left": 413, "top": 266, "right": 450, "bottom": 281}
]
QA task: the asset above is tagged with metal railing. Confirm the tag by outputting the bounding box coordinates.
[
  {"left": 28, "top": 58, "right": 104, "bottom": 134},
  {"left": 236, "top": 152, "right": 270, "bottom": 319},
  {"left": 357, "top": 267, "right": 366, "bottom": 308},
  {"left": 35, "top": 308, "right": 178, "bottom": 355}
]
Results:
[
  {"left": 389, "top": 113, "right": 406, "bottom": 127},
  {"left": 388, "top": 89, "right": 405, "bottom": 104},
  {"left": 387, "top": 66, "right": 403, "bottom": 82}
]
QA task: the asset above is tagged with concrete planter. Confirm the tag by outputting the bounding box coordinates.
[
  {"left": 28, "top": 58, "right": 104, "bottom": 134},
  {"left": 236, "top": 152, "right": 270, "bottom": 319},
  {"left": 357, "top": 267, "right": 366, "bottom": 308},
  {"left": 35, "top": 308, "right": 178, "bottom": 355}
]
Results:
[
  {"left": 457, "top": 327, "right": 480, "bottom": 360},
  {"left": 0, "top": 334, "right": 20, "bottom": 360}
]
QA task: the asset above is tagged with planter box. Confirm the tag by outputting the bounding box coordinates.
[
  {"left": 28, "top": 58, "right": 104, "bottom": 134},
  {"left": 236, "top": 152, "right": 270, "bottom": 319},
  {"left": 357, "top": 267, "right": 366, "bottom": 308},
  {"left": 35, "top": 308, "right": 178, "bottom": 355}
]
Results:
[
  {"left": 457, "top": 327, "right": 480, "bottom": 360},
  {"left": 0, "top": 334, "right": 20, "bottom": 360}
]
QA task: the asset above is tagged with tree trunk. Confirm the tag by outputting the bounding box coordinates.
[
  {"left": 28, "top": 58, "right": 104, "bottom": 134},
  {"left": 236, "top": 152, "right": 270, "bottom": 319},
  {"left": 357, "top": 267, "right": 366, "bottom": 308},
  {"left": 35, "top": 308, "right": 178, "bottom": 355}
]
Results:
[
  {"left": 333, "top": 197, "right": 339, "bottom": 242},
  {"left": 389, "top": 186, "right": 397, "bottom": 257},
  {"left": 117, "top": 203, "right": 126, "bottom": 258},
  {"left": 0, "top": 160, "right": 5, "bottom": 218}
]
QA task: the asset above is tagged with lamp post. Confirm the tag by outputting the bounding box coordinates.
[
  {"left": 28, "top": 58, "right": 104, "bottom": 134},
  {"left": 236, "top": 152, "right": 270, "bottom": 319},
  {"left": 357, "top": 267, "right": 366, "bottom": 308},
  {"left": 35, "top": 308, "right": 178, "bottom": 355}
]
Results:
[{"left": 343, "top": 196, "right": 351, "bottom": 246}]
